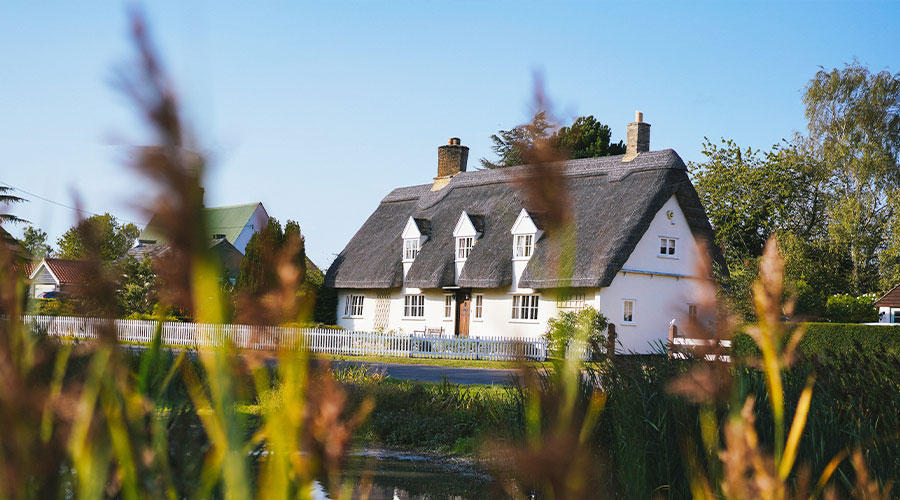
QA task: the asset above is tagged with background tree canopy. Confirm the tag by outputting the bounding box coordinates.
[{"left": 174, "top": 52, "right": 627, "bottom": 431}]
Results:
[
  {"left": 692, "top": 61, "right": 900, "bottom": 319},
  {"left": 22, "top": 225, "right": 52, "bottom": 259},
  {"left": 480, "top": 113, "right": 624, "bottom": 169},
  {"left": 56, "top": 213, "right": 139, "bottom": 262}
]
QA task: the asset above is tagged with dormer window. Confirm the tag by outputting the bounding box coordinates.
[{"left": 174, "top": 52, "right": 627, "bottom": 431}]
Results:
[
  {"left": 401, "top": 217, "right": 430, "bottom": 264},
  {"left": 515, "top": 234, "right": 533, "bottom": 258},
  {"left": 456, "top": 237, "right": 474, "bottom": 260},
  {"left": 403, "top": 238, "right": 420, "bottom": 261},
  {"left": 510, "top": 209, "right": 542, "bottom": 261},
  {"left": 453, "top": 211, "right": 483, "bottom": 263}
]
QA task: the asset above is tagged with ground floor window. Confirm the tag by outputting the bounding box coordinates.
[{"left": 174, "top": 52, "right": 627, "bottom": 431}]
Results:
[
  {"left": 556, "top": 292, "right": 586, "bottom": 310},
  {"left": 444, "top": 295, "right": 454, "bottom": 319},
  {"left": 404, "top": 294, "right": 425, "bottom": 318},
  {"left": 512, "top": 294, "right": 539, "bottom": 320},
  {"left": 623, "top": 299, "right": 635, "bottom": 323},
  {"left": 474, "top": 294, "right": 483, "bottom": 319},
  {"left": 893, "top": 309, "right": 900, "bottom": 323},
  {"left": 344, "top": 294, "right": 364, "bottom": 317}
]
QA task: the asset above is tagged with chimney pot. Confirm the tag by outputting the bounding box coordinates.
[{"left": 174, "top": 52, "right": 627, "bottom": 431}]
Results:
[
  {"left": 449, "top": 137, "right": 461, "bottom": 145},
  {"left": 623, "top": 111, "right": 650, "bottom": 161}
]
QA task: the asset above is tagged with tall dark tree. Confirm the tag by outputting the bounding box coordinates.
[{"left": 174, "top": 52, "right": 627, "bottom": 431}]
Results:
[
  {"left": 236, "top": 218, "right": 307, "bottom": 296},
  {"left": 56, "top": 213, "right": 139, "bottom": 262}
]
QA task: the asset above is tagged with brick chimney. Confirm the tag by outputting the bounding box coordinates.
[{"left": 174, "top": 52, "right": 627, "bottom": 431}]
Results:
[
  {"left": 623, "top": 111, "right": 650, "bottom": 162},
  {"left": 433, "top": 138, "right": 468, "bottom": 190}
]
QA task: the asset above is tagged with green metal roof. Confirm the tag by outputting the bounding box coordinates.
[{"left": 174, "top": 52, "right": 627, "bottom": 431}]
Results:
[{"left": 139, "top": 203, "right": 262, "bottom": 246}]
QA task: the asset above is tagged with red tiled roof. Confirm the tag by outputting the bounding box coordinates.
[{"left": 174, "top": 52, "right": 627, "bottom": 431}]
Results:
[
  {"left": 35, "top": 258, "right": 93, "bottom": 284},
  {"left": 876, "top": 284, "right": 900, "bottom": 308}
]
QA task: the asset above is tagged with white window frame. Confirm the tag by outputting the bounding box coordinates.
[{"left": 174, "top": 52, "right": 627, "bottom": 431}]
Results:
[
  {"left": 343, "top": 294, "right": 365, "bottom": 318},
  {"left": 443, "top": 294, "right": 454, "bottom": 320},
  {"left": 622, "top": 299, "right": 636, "bottom": 325},
  {"left": 456, "top": 236, "right": 474, "bottom": 260},
  {"left": 511, "top": 294, "right": 539, "bottom": 322},
  {"left": 403, "top": 294, "right": 425, "bottom": 319},
  {"left": 556, "top": 293, "right": 586, "bottom": 310},
  {"left": 473, "top": 294, "right": 483, "bottom": 320},
  {"left": 658, "top": 236, "right": 678, "bottom": 259},
  {"left": 514, "top": 233, "right": 534, "bottom": 259},
  {"left": 403, "top": 238, "right": 420, "bottom": 261}
]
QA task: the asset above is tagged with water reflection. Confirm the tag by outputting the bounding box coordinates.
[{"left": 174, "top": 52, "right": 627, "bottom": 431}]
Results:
[{"left": 311, "top": 452, "right": 501, "bottom": 499}]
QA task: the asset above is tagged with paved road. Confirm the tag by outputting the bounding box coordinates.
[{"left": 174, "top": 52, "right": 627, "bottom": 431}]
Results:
[
  {"left": 328, "top": 360, "right": 521, "bottom": 386},
  {"left": 121, "top": 345, "right": 520, "bottom": 386}
]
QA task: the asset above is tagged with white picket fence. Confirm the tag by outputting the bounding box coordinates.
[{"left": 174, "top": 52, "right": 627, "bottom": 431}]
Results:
[
  {"left": 670, "top": 336, "right": 732, "bottom": 363},
  {"left": 23, "top": 315, "right": 549, "bottom": 361}
]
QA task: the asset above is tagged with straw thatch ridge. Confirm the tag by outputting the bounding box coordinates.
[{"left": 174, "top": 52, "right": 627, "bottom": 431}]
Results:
[{"left": 325, "top": 149, "right": 725, "bottom": 290}]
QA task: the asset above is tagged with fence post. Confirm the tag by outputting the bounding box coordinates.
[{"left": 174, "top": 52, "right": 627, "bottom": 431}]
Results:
[
  {"left": 667, "top": 323, "right": 678, "bottom": 359},
  {"left": 606, "top": 323, "right": 616, "bottom": 359}
]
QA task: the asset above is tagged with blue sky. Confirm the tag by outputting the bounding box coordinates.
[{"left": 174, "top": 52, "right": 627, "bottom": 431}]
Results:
[{"left": 1, "top": 1, "right": 898, "bottom": 267}]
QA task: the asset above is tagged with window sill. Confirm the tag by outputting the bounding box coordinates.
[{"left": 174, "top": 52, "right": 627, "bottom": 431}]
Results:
[
  {"left": 510, "top": 319, "right": 540, "bottom": 324},
  {"left": 620, "top": 322, "right": 637, "bottom": 326},
  {"left": 402, "top": 317, "right": 425, "bottom": 321},
  {"left": 512, "top": 256, "right": 532, "bottom": 262},
  {"left": 342, "top": 315, "right": 363, "bottom": 319},
  {"left": 657, "top": 255, "right": 679, "bottom": 260},
  {"left": 442, "top": 318, "right": 454, "bottom": 322}
]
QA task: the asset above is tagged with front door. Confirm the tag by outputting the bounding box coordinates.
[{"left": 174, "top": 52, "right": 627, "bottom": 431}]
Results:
[{"left": 455, "top": 291, "right": 471, "bottom": 337}]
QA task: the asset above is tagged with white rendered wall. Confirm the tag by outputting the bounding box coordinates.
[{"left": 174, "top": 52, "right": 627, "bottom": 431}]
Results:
[{"left": 232, "top": 204, "right": 270, "bottom": 254}]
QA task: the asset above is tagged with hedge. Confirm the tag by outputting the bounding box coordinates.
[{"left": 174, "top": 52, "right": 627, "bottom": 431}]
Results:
[{"left": 732, "top": 322, "right": 900, "bottom": 357}]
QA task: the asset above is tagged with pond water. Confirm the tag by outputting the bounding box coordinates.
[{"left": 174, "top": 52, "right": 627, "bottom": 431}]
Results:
[{"left": 309, "top": 450, "right": 513, "bottom": 499}]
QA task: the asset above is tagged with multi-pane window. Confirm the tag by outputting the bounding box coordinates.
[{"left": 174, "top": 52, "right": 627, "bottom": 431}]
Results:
[
  {"left": 623, "top": 300, "right": 635, "bottom": 323},
  {"left": 556, "top": 293, "right": 586, "bottom": 309},
  {"left": 444, "top": 295, "right": 454, "bottom": 319},
  {"left": 659, "top": 237, "right": 676, "bottom": 257},
  {"left": 512, "top": 295, "right": 539, "bottom": 320},
  {"left": 403, "top": 295, "right": 425, "bottom": 318},
  {"left": 403, "top": 238, "right": 419, "bottom": 260},
  {"left": 456, "top": 236, "right": 474, "bottom": 259},
  {"left": 514, "top": 234, "right": 534, "bottom": 258},
  {"left": 474, "top": 294, "right": 483, "bottom": 319},
  {"left": 344, "top": 294, "right": 364, "bottom": 317},
  {"left": 688, "top": 304, "right": 698, "bottom": 321}
]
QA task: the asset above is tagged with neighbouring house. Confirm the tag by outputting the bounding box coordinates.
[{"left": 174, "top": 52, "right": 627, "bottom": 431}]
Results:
[
  {"left": 27, "top": 258, "right": 92, "bottom": 298},
  {"left": 324, "top": 112, "right": 726, "bottom": 353},
  {"left": 126, "top": 236, "right": 245, "bottom": 277},
  {"left": 138, "top": 202, "right": 269, "bottom": 255},
  {"left": 875, "top": 285, "right": 900, "bottom": 323}
]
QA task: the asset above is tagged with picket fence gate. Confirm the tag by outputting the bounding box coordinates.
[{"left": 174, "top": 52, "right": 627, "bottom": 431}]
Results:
[{"left": 23, "top": 315, "right": 549, "bottom": 361}]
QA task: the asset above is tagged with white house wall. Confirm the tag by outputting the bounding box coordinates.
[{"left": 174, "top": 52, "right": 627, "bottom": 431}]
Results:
[{"left": 232, "top": 204, "right": 270, "bottom": 254}]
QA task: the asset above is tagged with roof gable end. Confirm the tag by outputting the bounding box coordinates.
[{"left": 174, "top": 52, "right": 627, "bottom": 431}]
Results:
[{"left": 452, "top": 211, "right": 481, "bottom": 238}]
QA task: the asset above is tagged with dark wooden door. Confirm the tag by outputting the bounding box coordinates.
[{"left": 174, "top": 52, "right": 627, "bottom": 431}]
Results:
[{"left": 455, "top": 291, "right": 471, "bottom": 337}]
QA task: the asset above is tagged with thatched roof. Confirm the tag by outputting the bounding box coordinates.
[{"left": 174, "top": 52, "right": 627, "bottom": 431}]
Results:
[{"left": 325, "top": 149, "right": 725, "bottom": 290}]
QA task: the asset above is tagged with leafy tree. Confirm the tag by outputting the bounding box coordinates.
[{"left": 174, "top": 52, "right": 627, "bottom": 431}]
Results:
[
  {"left": 552, "top": 115, "right": 625, "bottom": 159},
  {"left": 22, "top": 225, "right": 52, "bottom": 259},
  {"left": 480, "top": 113, "right": 624, "bottom": 169},
  {"left": 545, "top": 306, "right": 609, "bottom": 360},
  {"left": 804, "top": 61, "right": 900, "bottom": 294},
  {"left": 117, "top": 256, "right": 158, "bottom": 316},
  {"left": 56, "top": 213, "right": 139, "bottom": 262}
]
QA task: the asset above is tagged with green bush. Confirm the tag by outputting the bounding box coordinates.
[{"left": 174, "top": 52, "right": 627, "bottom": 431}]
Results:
[
  {"left": 544, "top": 306, "right": 608, "bottom": 360},
  {"left": 733, "top": 322, "right": 900, "bottom": 357},
  {"left": 823, "top": 293, "right": 877, "bottom": 323}
]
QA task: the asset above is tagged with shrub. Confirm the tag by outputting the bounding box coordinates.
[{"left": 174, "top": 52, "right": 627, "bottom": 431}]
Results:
[
  {"left": 733, "top": 322, "right": 900, "bottom": 357},
  {"left": 544, "top": 306, "right": 608, "bottom": 359},
  {"left": 824, "top": 293, "right": 877, "bottom": 323}
]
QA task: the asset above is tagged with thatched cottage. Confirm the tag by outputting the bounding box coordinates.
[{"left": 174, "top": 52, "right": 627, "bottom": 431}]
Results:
[{"left": 324, "top": 113, "right": 724, "bottom": 353}]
